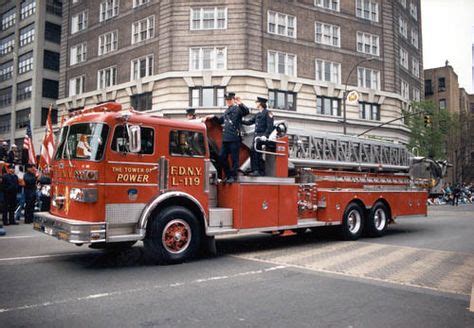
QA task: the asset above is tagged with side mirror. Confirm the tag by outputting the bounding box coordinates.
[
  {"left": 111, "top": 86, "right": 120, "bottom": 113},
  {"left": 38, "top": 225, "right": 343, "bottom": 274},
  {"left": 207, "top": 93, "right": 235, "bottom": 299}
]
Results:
[{"left": 127, "top": 124, "right": 141, "bottom": 153}]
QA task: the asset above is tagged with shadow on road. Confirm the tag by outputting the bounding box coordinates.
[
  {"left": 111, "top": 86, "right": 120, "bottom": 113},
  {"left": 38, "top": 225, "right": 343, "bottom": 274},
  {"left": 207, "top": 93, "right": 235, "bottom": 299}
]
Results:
[{"left": 57, "top": 225, "right": 424, "bottom": 270}]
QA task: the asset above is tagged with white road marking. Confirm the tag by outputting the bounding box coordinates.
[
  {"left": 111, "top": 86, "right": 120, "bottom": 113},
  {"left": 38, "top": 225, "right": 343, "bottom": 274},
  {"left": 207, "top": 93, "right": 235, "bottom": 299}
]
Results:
[
  {"left": 0, "top": 252, "right": 89, "bottom": 262},
  {"left": 0, "top": 265, "right": 287, "bottom": 314},
  {"left": 0, "top": 235, "right": 39, "bottom": 240}
]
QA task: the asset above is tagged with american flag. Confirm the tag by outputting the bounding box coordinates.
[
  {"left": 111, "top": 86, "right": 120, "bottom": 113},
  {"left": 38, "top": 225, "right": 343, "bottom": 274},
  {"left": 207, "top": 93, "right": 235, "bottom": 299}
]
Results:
[{"left": 23, "top": 123, "right": 36, "bottom": 164}]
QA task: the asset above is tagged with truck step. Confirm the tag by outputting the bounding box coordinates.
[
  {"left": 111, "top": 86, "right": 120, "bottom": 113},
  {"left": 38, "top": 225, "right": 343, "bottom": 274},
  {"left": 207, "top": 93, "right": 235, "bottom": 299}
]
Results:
[
  {"left": 297, "top": 218, "right": 325, "bottom": 228},
  {"left": 209, "top": 207, "right": 233, "bottom": 228}
]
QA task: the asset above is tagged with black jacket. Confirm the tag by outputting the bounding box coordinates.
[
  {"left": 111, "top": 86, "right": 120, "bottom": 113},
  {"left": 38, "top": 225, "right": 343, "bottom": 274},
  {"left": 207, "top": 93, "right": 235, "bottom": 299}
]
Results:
[
  {"left": 242, "top": 108, "right": 274, "bottom": 137},
  {"left": 24, "top": 172, "right": 37, "bottom": 196},
  {"left": 217, "top": 103, "right": 250, "bottom": 142},
  {"left": 2, "top": 173, "right": 19, "bottom": 194}
]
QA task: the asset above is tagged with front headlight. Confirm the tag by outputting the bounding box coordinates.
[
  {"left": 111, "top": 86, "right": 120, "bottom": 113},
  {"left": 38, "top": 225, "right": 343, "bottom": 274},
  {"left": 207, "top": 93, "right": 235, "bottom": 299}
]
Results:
[{"left": 69, "top": 188, "right": 98, "bottom": 203}]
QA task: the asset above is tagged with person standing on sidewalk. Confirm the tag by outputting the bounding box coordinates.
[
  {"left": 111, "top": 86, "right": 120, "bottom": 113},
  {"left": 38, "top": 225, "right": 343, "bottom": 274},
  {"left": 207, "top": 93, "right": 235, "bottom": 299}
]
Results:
[
  {"left": 23, "top": 164, "right": 37, "bottom": 224},
  {"left": 2, "top": 164, "right": 19, "bottom": 225}
]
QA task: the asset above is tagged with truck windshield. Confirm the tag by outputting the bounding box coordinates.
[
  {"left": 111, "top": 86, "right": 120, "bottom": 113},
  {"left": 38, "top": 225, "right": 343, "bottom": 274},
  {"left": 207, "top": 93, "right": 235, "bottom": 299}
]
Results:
[{"left": 55, "top": 123, "right": 109, "bottom": 161}]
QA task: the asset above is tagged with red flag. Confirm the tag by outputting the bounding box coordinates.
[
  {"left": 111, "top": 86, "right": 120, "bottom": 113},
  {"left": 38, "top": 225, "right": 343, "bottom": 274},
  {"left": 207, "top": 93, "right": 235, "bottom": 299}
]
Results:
[
  {"left": 23, "top": 123, "right": 36, "bottom": 165},
  {"left": 39, "top": 105, "right": 55, "bottom": 170}
]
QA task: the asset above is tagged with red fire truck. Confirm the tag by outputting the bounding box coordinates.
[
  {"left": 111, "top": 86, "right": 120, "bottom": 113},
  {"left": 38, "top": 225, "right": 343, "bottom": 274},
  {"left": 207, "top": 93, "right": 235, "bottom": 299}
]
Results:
[{"left": 34, "top": 102, "right": 427, "bottom": 264}]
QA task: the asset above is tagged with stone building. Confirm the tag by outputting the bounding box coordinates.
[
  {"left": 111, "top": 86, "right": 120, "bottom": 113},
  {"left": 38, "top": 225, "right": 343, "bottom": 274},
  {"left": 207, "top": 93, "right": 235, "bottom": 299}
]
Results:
[
  {"left": 57, "top": 0, "right": 423, "bottom": 144},
  {"left": 0, "top": 0, "right": 62, "bottom": 149}
]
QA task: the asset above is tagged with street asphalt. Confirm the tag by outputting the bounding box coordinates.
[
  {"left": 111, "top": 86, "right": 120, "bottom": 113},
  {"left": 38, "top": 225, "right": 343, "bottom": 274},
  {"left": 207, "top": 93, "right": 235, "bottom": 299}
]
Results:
[{"left": 0, "top": 204, "right": 473, "bottom": 327}]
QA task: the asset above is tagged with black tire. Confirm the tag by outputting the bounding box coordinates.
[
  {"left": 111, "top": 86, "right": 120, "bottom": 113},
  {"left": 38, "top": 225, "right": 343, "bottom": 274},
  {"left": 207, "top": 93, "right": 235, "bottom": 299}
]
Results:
[
  {"left": 144, "top": 206, "right": 201, "bottom": 264},
  {"left": 339, "top": 203, "right": 365, "bottom": 240},
  {"left": 365, "top": 202, "right": 389, "bottom": 237}
]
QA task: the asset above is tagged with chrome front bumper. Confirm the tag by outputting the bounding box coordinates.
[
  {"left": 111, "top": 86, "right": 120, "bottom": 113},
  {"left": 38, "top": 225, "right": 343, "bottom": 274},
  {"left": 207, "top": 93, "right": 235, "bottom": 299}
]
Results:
[{"left": 33, "top": 212, "right": 106, "bottom": 244}]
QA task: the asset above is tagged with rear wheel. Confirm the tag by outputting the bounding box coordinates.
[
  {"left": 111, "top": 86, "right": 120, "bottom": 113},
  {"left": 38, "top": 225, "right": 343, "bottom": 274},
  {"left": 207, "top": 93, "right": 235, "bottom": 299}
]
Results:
[
  {"left": 144, "top": 206, "right": 201, "bottom": 264},
  {"left": 365, "top": 202, "right": 389, "bottom": 237},
  {"left": 339, "top": 203, "right": 365, "bottom": 240}
]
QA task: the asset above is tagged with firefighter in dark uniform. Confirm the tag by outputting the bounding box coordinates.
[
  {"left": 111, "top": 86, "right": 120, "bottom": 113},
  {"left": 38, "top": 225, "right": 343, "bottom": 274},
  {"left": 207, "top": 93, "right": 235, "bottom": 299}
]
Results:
[
  {"left": 23, "top": 164, "right": 37, "bottom": 224},
  {"left": 186, "top": 108, "right": 197, "bottom": 120},
  {"left": 242, "top": 97, "right": 274, "bottom": 176},
  {"left": 209, "top": 92, "right": 250, "bottom": 183},
  {"left": 2, "top": 164, "right": 19, "bottom": 225}
]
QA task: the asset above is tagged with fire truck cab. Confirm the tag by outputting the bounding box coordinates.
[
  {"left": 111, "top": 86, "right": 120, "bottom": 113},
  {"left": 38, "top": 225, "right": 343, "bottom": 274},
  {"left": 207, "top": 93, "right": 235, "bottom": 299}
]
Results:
[{"left": 34, "top": 102, "right": 427, "bottom": 264}]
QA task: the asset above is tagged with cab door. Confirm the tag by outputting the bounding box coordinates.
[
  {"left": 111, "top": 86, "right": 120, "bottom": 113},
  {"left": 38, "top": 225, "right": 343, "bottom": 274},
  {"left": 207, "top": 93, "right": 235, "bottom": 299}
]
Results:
[{"left": 104, "top": 124, "right": 158, "bottom": 237}]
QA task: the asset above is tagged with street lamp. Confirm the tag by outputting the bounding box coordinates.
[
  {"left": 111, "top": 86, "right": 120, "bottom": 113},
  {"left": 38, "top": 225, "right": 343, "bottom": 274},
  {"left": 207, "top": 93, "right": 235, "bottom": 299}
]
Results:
[{"left": 342, "top": 57, "right": 376, "bottom": 135}]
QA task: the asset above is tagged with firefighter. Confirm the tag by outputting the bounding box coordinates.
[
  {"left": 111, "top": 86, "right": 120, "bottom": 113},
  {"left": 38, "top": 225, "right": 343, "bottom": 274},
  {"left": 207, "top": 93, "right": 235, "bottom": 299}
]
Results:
[
  {"left": 23, "top": 164, "right": 37, "bottom": 224},
  {"left": 186, "top": 108, "right": 197, "bottom": 120},
  {"left": 2, "top": 164, "right": 19, "bottom": 225},
  {"left": 208, "top": 92, "right": 250, "bottom": 183},
  {"left": 242, "top": 97, "right": 274, "bottom": 176}
]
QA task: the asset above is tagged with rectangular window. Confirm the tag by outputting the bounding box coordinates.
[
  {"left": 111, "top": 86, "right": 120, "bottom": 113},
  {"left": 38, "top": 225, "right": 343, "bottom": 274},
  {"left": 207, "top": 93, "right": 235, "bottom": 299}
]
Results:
[
  {"left": 41, "top": 107, "right": 58, "bottom": 126},
  {"left": 71, "top": 10, "right": 88, "bottom": 34},
  {"left": 439, "top": 99, "right": 446, "bottom": 110},
  {"left": 0, "top": 87, "right": 12, "bottom": 107},
  {"left": 111, "top": 125, "right": 154, "bottom": 155},
  {"left": 400, "top": 47, "right": 409, "bottom": 70},
  {"left": 20, "top": 0, "right": 36, "bottom": 20},
  {"left": 130, "top": 92, "right": 152, "bottom": 111},
  {"left": 0, "top": 113, "right": 11, "bottom": 133},
  {"left": 0, "top": 60, "right": 13, "bottom": 81},
  {"left": 131, "top": 54, "right": 154, "bottom": 80},
  {"left": 191, "top": 7, "right": 227, "bottom": 30},
  {"left": 412, "top": 57, "right": 419, "bottom": 78},
  {"left": 133, "top": 0, "right": 150, "bottom": 8},
  {"left": 411, "top": 29, "right": 419, "bottom": 49},
  {"left": 399, "top": 16, "right": 407, "bottom": 38},
  {"left": 98, "top": 30, "right": 118, "bottom": 56},
  {"left": 16, "top": 108, "right": 30, "bottom": 129},
  {"left": 46, "top": 0, "right": 62, "bottom": 16},
  {"left": 69, "top": 75, "right": 85, "bottom": 97},
  {"left": 1, "top": 7, "right": 16, "bottom": 30},
  {"left": 413, "top": 88, "right": 420, "bottom": 101},
  {"left": 97, "top": 66, "right": 117, "bottom": 89},
  {"left": 100, "top": 0, "right": 119, "bottom": 22},
  {"left": 356, "top": 31, "right": 379, "bottom": 55},
  {"left": 0, "top": 34, "right": 15, "bottom": 56},
  {"left": 359, "top": 102, "right": 380, "bottom": 120},
  {"left": 17, "top": 80, "right": 32, "bottom": 101},
  {"left": 424, "top": 79, "right": 433, "bottom": 95},
  {"left": 70, "top": 42, "right": 87, "bottom": 65},
  {"left": 45, "top": 22, "right": 61, "bottom": 43},
  {"left": 18, "top": 51, "right": 34, "bottom": 74},
  {"left": 315, "top": 59, "right": 340, "bottom": 84},
  {"left": 267, "top": 50, "right": 296, "bottom": 76},
  {"left": 267, "top": 11, "right": 296, "bottom": 38},
  {"left": 169, "top": 130, "right": 206, "bottom": 157},
  {"left": 189, "top": 47, "right": 227, "bottom": 71},
  {"left": 19, "top": 23, "right": 35, "bottom": 47},
  {"left": 438, "top": 77, "right": 446, "bottom": 91},
  {"left": 42, "top": 79, "right": 58, "bottom": 99},
  {"left": 132, "top": 15, "right": 154, "bottom": 44},
  {"left": 314, "top": 0, "right": 339, "bottom": 11},
  {"left": 400, "top": 79, "right": 409, "bottom": 100},
  {"left": 410, "top": 3, "right": 418, "bottom": 20},
  {"left": 268, "top": 89, "right": 296, "bottom": 111},
  {"left": 356, "top": 0, "right": 378, "bottom": 22},
  {"left": 44, "top": 50, "right": 60, "bottom": 71},
  {"left": 316, "top": 96, "right": 341, "bottom": 116},
  {"left": 189, "top": 87, "right": 225, "bottom": 107},
  {"left": 357, "top": 67, "right": 380, "bottom": 89},
  {"left": 315, "top": 22, "right": 340, "bottom": 47}
]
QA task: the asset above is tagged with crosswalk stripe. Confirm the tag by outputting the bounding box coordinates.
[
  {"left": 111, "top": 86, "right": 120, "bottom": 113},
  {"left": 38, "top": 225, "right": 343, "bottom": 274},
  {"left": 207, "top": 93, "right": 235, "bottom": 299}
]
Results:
[{"left": 436, "top": 256, "right": 474, "bottom": 294}]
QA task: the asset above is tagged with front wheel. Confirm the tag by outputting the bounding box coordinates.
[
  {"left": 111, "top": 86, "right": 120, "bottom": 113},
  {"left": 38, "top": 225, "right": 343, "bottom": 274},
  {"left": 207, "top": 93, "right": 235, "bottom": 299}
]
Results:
[
  {"left": 339, "top": 203, "right": 365, "bottom": 240},
  {"left": 365, "top": 202, "right": 389, "bottom": 237},
  {"left": 144, "top": 206, "right": 201, "bottom": 264}
]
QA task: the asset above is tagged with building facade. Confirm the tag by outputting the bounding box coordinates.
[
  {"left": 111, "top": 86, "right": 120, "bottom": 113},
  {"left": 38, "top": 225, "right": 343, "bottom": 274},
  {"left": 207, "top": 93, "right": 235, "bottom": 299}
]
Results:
[
  {"left": 57, "top": 0, "right": 423, "bottom": 144},
  {"left": 0, "top": 0, "right": 62, "bottom": 151},
  {"left": 424, "top": 65, "right": 474, "bottom": 184}
]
